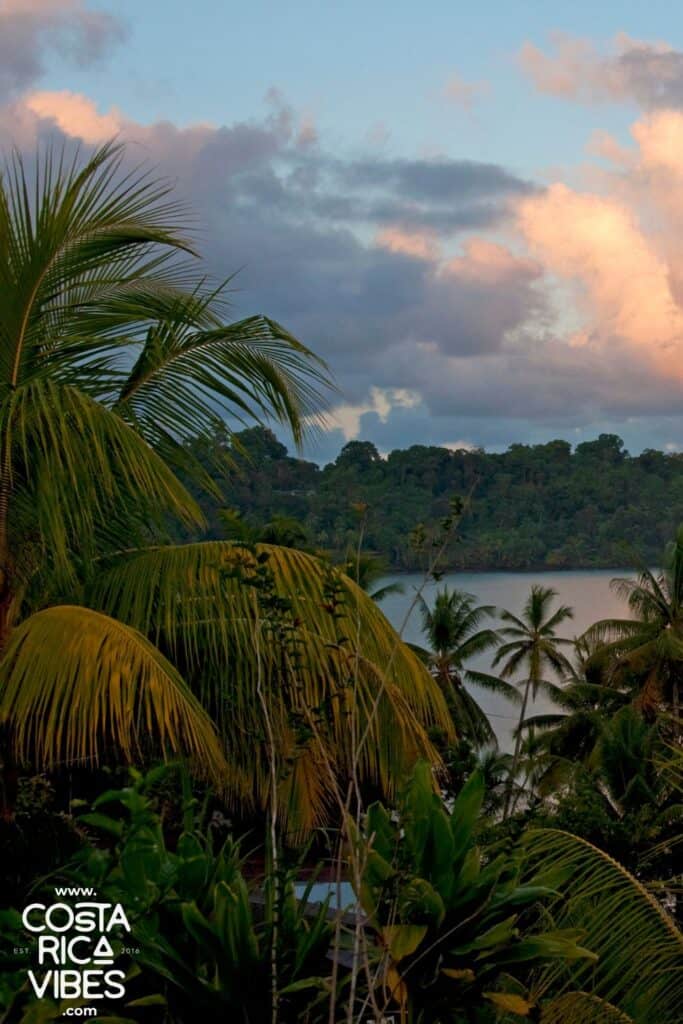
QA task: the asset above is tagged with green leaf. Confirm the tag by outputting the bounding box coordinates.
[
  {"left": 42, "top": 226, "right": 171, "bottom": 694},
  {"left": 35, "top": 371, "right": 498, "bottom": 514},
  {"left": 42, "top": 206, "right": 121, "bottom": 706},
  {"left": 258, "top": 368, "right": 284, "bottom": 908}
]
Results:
[
  {"left": 78, "top": 812, "right": 124, "bottom": 838},
  {"left": 366, "top": 801, "right": 395, "bottom": 862},
  {"left": 454, "top": 915, "right": 518, "bottom": 955},
  {"left": 451, "top": 770, "right": 485, "bottom": 870},
  {"left": 484, "top": 991, "right": 534, "bottom": 1016},
  {"left": 125, "top": 994, "right": 167, "bottom": 1007},
  {"left": 382, "top": 924, "right": 428, "bottom": 962},
  {"left": 280, "top": 977, "right": 330, "bottom": 995}
]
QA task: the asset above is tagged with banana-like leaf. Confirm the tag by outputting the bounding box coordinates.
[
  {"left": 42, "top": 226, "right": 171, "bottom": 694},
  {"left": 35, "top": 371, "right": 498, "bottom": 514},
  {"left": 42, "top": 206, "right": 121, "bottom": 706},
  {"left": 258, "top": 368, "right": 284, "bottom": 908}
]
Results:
[
  {"left": 522, "top": 829, "right": 683, "bottom": 1023},
  {"left": 90, "top": 541, "right": 454, "bottom": 830},
  {"left": 0, "top": 605, "right": 229, "bottom": 787}
]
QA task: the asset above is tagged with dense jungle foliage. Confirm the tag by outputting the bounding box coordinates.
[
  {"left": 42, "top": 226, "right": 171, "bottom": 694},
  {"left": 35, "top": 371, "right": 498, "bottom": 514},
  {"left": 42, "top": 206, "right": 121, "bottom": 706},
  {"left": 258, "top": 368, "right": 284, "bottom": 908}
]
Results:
[{"left": 183, "top": 426, "right": 683, "bottom": 570}]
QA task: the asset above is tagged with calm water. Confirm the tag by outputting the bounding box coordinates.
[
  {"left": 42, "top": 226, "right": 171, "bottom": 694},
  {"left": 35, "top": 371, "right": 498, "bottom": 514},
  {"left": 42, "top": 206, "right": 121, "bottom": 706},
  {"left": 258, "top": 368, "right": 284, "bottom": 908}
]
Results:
[{"left": 378, "top": 568, "right": 633, "bottom": 751}]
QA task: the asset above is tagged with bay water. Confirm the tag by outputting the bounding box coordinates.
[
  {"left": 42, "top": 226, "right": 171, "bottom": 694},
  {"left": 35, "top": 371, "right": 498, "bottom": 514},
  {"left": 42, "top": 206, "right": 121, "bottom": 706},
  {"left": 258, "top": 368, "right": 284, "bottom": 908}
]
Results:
[{"left": 378, "top": 568, "right": 632, "bottom": 751}]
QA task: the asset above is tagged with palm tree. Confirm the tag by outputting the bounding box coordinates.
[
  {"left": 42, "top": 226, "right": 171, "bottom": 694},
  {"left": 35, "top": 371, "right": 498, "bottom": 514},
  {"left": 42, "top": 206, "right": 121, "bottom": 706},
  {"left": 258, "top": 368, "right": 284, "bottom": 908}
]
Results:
[
  {"left": 519, "top": 636, "right": 629, "bottom": 796},
  {"left": 584, "top": 526, "right": 683, "bottom": 733},
  {"left": 0, "top": 142, "right": 453, "bottom": 828},
  {"left": 414, "top": 587, "right": 519, "bottom": 746},
  {"left": 493, "top": 584, "right": 573, "bottom": 817}
]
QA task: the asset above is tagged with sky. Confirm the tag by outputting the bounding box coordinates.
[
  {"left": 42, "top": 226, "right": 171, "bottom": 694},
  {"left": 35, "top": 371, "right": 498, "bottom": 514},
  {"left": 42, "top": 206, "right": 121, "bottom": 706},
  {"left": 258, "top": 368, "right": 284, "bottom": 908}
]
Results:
[{"left": 4, "top": 2, "right": 683, "bottom": 462}]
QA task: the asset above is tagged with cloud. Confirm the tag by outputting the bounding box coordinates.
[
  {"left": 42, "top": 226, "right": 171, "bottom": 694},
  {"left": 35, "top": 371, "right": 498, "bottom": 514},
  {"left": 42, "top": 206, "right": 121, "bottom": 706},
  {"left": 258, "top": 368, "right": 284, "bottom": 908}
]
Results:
[
  {"left": 5, "top": 76, "right": 683, "bottom": 458},
  {"left": 25, "top": 89, "right": 122, "bottom": 142},
  {"left": 517, "top": 183, "right": 683, "bottom": 368},
  {"left": 329, "top": 388, "right": 420, "bottom": 441},
  {"left": 444, "top": 72, "right": 490, "bottom": 109},
  {"left": 375, "top": 227, "right": 440, "bottom": 261},
  {"left": 0, "top": 0, "right": 126, "bottom": 100},
  {"left": 1, "top": 87, "right": 545, "bottom": 392},
  {"left": 519, "top": 32, "right": 683, "bottom": 109},
  {"left": 441, "top": 439, "right": 477, "bottom": 451},
  {"left": 342, "top": 155, "right": 533, "bottom": 203}
]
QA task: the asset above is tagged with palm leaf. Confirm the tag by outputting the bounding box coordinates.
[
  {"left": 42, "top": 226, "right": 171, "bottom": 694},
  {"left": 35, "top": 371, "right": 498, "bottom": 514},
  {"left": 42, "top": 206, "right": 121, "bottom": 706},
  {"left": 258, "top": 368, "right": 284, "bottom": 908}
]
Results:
[
  {"left": 0, "top": 605, "right": 229, "bottom": 787},
  {"left": 541, "top": 992, "right": 637, "bottom": 1023},
  {"left": 1, "top": 379, "right": 203, "bottom": 582},
  {"left": 523, "top": 828, "right": 683, "bottom": 1023},
  {"left": 464, "top": 669, "right": 522, "bottom": 704},
  {"left": 0, "top": 140, "right": 331, "bottom": 602},
  {"left": 88, "top": 542, "right": 453, "bottom": 827},
  {"left": 115, "top": 307, "right": 331, "bottom": 450}
]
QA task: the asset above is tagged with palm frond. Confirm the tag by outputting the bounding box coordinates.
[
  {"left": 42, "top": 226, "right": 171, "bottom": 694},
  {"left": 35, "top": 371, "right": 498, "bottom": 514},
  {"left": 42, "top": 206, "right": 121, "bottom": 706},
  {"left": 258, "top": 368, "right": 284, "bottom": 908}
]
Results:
[
  {"left": 523, "top": 829, "right": 683, "bottom": 1023},
  {"left": 464, "top": 669, "right": 522, "bottom": 704},
  {"left": 541, "top": 992, "right": 637, "bottom": 1023},
  {"left": 519, "top": 713, "right": 569, "bottom": 731},
  {"left": 1, "top": 379, "right": 203, "bottom": 582},
  {"left": 115, "top": 307, "right": 332, "bottom": 450},
  {"left": 0, "top": 605, "right": 229, "bottom": 787},
  {"left": 88, "top": 541, "right": 453, "bottom": 826}
]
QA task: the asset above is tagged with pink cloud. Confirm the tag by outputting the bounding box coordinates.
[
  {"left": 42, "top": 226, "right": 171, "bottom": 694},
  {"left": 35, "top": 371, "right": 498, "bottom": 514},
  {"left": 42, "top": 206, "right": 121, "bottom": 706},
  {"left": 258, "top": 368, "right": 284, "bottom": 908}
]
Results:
[
  {"left": 4, "top": 66, "right": 683, "bottom": 432},
  {"left": 519, "top": 32, "right": 683, "bottom": 109},
  {"left": 443, "top": 72, "right": 490, "bottom": 109},
  {"left": 25, "top": 90, "right": 122, "bottom": 143},
  {"left": 375, "top": 227, "right": 441, "bottom": 261},
  {"left": 442, "top": 238, "right": 540, "bottom": 286},
  {"left": 517, "top": 182, "right": 683, "bottom": 373}
]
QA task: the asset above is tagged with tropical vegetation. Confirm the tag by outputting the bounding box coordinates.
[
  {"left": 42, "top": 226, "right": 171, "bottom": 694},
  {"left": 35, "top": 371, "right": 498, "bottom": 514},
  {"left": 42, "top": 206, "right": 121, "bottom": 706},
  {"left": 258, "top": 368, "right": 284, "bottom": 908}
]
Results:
[
  {"left": 0, "top": 142, "right": 450, "bottom": 830},
  {"left": 180, "top": 424, "right": 683, "bottom": 570},
  {"left": 0, "top": 141, "right": 681, "bottom": 1023}
]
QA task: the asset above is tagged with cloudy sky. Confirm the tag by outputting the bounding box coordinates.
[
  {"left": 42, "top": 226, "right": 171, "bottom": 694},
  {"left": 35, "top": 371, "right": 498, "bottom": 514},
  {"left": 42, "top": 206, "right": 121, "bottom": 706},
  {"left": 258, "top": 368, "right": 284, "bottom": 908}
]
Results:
[{"left": 5, "top": 1, "right": 683, "bottom": 461}]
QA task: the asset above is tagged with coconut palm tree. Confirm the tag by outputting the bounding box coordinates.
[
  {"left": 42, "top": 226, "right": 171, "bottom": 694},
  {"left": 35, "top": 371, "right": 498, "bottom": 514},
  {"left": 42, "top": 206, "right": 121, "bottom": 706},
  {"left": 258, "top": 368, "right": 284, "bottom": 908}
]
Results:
[
  {"left": 518, "top": 636, "right": 629, "bottom": 796},
  {"left": 414, "top": 587, "right": 519, "bottom": 747},
  {"left": 493, "top": 584, "right": 573, "bottom": 817},
  {"left": 584, "top": 526, "right": 683, "bottom": 733},
  {"left": 0, "top": 142, "right": 453, "bottom": 828}
]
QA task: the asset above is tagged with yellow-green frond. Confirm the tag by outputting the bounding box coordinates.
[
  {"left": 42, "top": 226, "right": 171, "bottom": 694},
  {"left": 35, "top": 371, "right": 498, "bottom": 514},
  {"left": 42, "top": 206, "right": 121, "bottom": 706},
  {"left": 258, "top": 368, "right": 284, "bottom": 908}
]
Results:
[
  {"left": 541, "top": 993, "right": 636, "bottom": 1024},
  {"left": 89, "top": 541, "right": 454, "bottom": 828},
  {"left": 1, "top": 379, "right": 203, "bottom": 581},
  {"left": 523, "top": 828, "right": 683, "bottom": 1023},
  {"left": 0, "top": 605, "right": 229, "bottom": 788}
]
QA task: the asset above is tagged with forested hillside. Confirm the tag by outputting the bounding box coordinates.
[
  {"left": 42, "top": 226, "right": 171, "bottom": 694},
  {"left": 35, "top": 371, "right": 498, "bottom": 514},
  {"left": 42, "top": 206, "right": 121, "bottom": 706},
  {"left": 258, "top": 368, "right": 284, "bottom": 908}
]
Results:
[{"left": 184, "top": 426, "right": 683, "bottom": 570}]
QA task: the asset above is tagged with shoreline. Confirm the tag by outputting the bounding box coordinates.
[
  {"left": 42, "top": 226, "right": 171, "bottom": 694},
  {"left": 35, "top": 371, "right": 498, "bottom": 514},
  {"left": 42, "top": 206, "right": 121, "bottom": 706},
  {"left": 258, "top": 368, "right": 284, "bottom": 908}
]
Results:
[{"left": 378, "top": 563, "right": 639, "bottom": 576}]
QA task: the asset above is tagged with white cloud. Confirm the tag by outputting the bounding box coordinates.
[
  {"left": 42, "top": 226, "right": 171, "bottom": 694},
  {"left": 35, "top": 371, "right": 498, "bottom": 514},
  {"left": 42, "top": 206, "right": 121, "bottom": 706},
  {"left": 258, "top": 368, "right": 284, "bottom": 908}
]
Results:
[{"left": 330, "top": 387, "right": 421, "bottom": 441}]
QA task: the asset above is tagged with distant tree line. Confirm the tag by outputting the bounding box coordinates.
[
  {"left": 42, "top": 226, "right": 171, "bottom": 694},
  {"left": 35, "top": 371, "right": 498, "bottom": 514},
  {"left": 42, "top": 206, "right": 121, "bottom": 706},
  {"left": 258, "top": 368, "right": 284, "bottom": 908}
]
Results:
[{"left": 182, "top": 426, "right": 683, "bottom": 570}]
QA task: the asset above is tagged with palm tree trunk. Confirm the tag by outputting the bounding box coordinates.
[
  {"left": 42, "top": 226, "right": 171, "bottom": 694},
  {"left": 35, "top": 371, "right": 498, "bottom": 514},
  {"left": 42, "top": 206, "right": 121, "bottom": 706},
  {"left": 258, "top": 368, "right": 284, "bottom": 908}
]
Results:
[{"left": 504, "top": 676, "right": 532, "bottom": 820}]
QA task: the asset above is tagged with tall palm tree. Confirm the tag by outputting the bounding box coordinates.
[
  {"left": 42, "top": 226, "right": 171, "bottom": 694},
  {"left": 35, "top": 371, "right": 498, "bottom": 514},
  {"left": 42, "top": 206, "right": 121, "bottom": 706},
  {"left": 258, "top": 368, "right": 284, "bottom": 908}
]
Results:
[
  {"left": 519, "top": 636, "right": 629, "bottom": 796},
  {"left": 0, "top": 142, "right": 453, "bottom": 828},
  {"left": 0, "top": 142, "right": 326, "bottom": 638},
  {"left": 414, "top": 587, "right": 519, "bottom": 746},
  {"left": 493, "top": 584, "right": 573, "bottom": 817},
  {"left": 584, "top": 526, "right": 683, "bottom": 733}
]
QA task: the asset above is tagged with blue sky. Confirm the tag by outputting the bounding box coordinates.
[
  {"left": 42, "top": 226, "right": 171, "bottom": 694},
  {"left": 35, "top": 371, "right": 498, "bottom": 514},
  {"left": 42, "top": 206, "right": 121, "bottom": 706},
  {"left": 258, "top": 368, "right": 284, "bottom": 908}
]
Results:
[
  {"left": 47, "top": 2, "right": 678, "bottom": 166},
  {"left": 4, "top": 1, "right": 683, "bottom": 462}
]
